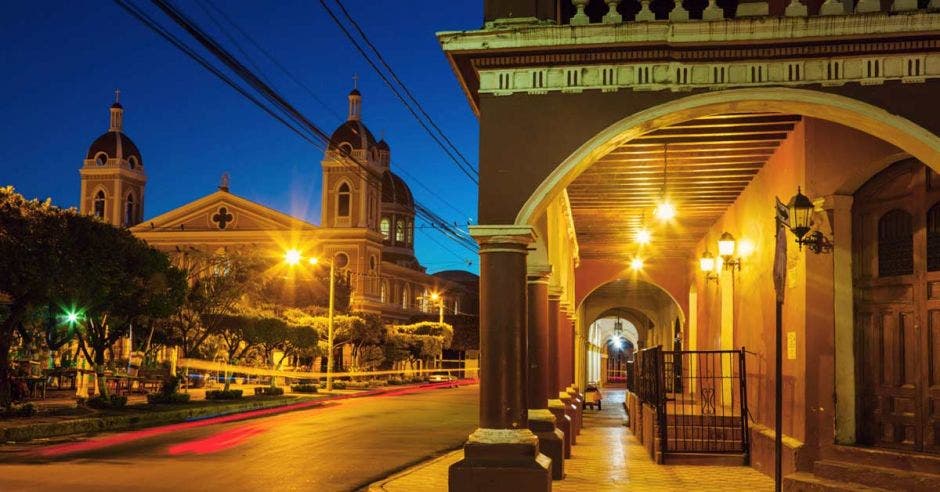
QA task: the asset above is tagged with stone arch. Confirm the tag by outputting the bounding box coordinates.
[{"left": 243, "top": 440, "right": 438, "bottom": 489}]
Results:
[{"left": 515, "top": 88, "right": 940, "bottom": 228}]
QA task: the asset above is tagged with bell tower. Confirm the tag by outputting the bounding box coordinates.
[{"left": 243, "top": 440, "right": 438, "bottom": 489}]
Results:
[{"left": 79, "top": 91, "right": 147, "bottom": 228}]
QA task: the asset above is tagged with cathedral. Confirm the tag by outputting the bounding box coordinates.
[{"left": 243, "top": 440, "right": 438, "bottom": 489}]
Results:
[{"left": 78, "top": 89, "right": 476, "bottom": 323}]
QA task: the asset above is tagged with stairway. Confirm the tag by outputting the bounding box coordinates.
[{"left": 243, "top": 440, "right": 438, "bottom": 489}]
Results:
[{"left": 783, "top": 446, "right": 940, "bottom": 491}]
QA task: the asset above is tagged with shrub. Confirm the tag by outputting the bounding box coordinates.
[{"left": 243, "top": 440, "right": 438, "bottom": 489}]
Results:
[
  {"left": 85, "top": 395, "right": 128, "bottom": 409},
  {"left": 253, "top": 386, "right": 284, "bottom": 396},
  {"left": 1, "top": 402, "right": 36, "bottom": 418},
  {"left": 291, "top": 384, "right": 319, "bottom": 394},
  {"left": 387, "top": 378, "right": 403, "bottom": 386},
  {"left": 205, "top": 389, "right": 243, "bottom": 400},
  {"left": 319, "top": 381, "right": 347, "bottom": 390},
  {"left": 146, "top": 392, "right": 191, "bottom": 404}
]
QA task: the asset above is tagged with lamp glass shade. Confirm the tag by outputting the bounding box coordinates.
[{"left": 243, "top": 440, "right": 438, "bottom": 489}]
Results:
[
  {"left": 787, "top": 187, "right": 815, "bottom": 239},
  {"left": 718, "top": 232, "right": 736, "bottom": 258},
  {"left": 699, "top": 251, "right": 715, "bottom": 272}
]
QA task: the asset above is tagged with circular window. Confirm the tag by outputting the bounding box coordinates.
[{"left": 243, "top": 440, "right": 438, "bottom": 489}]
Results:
[
  {"left": 95, "top": 153, "right": 107, "bottom": 166},
  {"left": 334, "top": 252, "right": 349, "bottom": 269},
  {"left": 128, "top": 156, "right": 138, "bottom": 170},
  {"left": 370, "top": 255, "right": 376, "bottom": 271}
]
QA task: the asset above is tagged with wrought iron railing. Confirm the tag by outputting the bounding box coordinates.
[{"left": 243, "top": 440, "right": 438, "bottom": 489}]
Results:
[{"left": 633, "top": 346, "right": 750, "bottom": 459}]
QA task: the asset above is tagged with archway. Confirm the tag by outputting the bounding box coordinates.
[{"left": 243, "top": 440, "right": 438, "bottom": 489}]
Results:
[{"left": 516, "top": 87, "right": 940, "bottom": 227}]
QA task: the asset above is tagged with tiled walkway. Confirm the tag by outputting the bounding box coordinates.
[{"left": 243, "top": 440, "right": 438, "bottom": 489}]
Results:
[{"left": 370, "top": 388, "right": 774, "bottom": 491}]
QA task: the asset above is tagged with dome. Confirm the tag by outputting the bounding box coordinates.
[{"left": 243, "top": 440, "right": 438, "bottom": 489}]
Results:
[
  {"left": 329, "top": 119, "right": 377, "bottom": 152},
  {"left": 86, "top": 131, "right": 143, "bottom": 166},
  {"left": 381, "top": 171, "right": 414, "bottom": 209}
]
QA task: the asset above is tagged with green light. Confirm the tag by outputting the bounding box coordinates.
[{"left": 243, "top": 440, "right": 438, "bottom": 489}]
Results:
[{"left": 67, "top": 312, "right": 79, "bottom": 324}]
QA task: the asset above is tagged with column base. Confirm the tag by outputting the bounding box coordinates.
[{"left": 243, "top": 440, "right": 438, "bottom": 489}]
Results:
[
  {"left": 558, "top": 393, "right": 580, "bottom": 443},
  {"left": 449, "top": 428, "right": 552, "bottom": 492},
  {"left": 548, "top": 399, "right": 573, "bottom": 458},
  {"left": 528, "top": 409, "right": 565, "bottom": 480}
]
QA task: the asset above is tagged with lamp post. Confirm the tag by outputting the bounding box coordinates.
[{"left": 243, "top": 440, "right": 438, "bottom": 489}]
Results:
[
  {"left": 430, "top": 292, "right": 444, "bottom": 324},
  {"left": 284, "top": 249, "right": 336, "bottom": 392},
  {"left": 310, "top": 256, "right": 336, "bottom": 393}
]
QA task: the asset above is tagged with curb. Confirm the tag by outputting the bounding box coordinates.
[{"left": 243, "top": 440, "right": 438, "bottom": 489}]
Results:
[
  {"left": 367, "top": 449, "right": 463, "bottom": 492},
  {"left": 3, "top": 379, "right": 479, "bottom": 444},
  {"left": 0, "top": 396, "right": 299, "bottom": 443}
]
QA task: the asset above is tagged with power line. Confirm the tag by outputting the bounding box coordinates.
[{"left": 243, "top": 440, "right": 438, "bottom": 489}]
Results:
[
  {"left": 121, "top": 0, "right": 476, "bottom": 253},
  {"left": 317, "top": 0, "right": 478, "bottom": 185},
  {"left": 330, "top": 0, "right": 477, "bottom": 177},
  {"left": 187, "top": 0, "right": 476, "bottom": 228},
  {"left": 196, "top": 0, "right": 345, "bottom": 124}
]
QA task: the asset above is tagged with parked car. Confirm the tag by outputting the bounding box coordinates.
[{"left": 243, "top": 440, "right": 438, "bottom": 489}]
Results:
[
  {"left": 583, "top": 383, "right": 602, "bottom": 410},
  {"left": 428, "top": 373, "right": 458, "bottom": 386}
]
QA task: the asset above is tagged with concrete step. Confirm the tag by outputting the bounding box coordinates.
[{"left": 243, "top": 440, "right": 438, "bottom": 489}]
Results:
[
  {"left": 665, "top": 426, "right": 743, "bottom": 441},
  {"left": 822, "top": 445, "right": 940, "bottom": 475},
  {"left": 782, "top": 472, "right": 888, "bottom": 491},
  {"left": 659, "top": 452, "right": 748, "bottom": 466},
  {"left": 659, "top": 438, "right": 744, "bottom": 453},
  {"left": 813, "top": 459, "right": 940, "bottom": 492}
]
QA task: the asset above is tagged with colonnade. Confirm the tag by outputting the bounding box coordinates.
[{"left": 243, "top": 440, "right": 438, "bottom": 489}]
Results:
[{"left": 449, "top": 225, "right": 582, "bottom": 491}]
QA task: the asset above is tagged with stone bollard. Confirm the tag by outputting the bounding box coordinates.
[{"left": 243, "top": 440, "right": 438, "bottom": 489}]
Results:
[
  {"left": 528, "top": 409, "right": 566, "bottom": 480},
  {"left": 566, "top": 386, "right": 584, "bottom": 435},
  {"left": 548, "top": 399, "right": 573, "bottom": 458},
  {"left": 558, "top": 392, "right": 579, "bottom": 445}
]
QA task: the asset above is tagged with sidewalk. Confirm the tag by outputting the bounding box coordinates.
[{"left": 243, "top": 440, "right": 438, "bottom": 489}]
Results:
[{"left": 370, "top": 389, "right": 774, "bottom": 491}]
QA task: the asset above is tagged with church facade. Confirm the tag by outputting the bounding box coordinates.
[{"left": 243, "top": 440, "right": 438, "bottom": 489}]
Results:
[{"left": 78, "top": 89, "right": 475, "bottom": 324}]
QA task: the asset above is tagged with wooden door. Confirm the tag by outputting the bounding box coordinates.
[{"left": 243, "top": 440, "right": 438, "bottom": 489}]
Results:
[{"left": 853, "top": 159, "right": 940, "bottom": 454}]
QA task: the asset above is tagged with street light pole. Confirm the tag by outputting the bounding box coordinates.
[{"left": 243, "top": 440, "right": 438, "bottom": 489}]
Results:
[
  {"left": 327, "top": 259, "right": 335, "bottom": 393},
  {"left": 438, "top": 297, "right": 444, "bottom": 324}
]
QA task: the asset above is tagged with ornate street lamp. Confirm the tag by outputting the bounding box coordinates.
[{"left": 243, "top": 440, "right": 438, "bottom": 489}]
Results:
[{"left": 785, "top": 187, "right": 832, "bottom": 254}]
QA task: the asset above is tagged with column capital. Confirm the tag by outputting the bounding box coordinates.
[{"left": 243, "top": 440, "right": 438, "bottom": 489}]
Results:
[
  {"left": 469, "top": 224, "right": 535, "bottom": 247},
  {"left": 820, "top": 194, "right": 854, "bottom": 212},
  {"left": 548, "top": 285, "right": 565, "bottom": 300},
  {"left": 527, "top": 263, "right": 553, "bottom": 283}
]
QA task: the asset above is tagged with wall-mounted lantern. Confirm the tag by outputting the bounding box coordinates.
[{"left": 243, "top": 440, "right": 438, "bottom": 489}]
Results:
[
  {"left": 718, "top": 232, "right": 742, "bottom": 271},
  {"left": 699, "top": 249, "right": 719, "bottom": 283},
  {"left": 785, "top": 187, "right": 832, "bottom": 254}
]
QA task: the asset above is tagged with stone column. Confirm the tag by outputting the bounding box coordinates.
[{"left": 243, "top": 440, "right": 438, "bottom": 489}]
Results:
[
  {"left": 450, "top": 225, "right": 551, "bottom": 492},
  {"left": 546, "top": 288, "right": 572, "bottom": 457},
  {"left": 527, "top": 266, "right": 565, "bottom": 480},
  {"left": 527, "top": 267, "right": 552, "bottom": 409},
  {"left": 826, "top": 194, "right": 856, "bottom": 444}
]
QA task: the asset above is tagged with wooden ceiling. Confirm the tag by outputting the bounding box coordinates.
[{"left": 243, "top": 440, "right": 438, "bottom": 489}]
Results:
[{"left": 567, "top": 113, "right": 801, "bottom": 262}]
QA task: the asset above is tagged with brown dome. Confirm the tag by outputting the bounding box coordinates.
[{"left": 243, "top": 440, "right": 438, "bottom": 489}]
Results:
[
  {"left": 381, "top": 171, "right": 414, "bottom": 209},
  {"left": 86, "top": 131, "right": 143, "bottom": 166}
]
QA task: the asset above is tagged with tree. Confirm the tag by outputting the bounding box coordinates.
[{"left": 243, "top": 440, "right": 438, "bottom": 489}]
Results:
[
  {"left": 59, "top": 214, "right": 186, "bottom": 399},
  {"left": 0, "top": 187, "right": 75, "bottom": 406},
  {"left": 163, "top": 250, "right": 262, "bottom": 358}
]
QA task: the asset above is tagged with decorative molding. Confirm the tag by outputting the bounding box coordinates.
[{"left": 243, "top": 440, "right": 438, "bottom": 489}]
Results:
[{"left": 480, "top": 52, "right": 938, "bottom": 95}]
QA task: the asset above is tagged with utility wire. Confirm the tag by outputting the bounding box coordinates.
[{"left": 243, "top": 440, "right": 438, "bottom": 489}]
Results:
[
  {"left": 330, "top": 0, "right": 477, "bottom": 177},
  {"left": 121, "top": 0, "right": 476, "bottom": 251},
  {"left": 317, "top": 0, "right": 478, "bottom": 185}
]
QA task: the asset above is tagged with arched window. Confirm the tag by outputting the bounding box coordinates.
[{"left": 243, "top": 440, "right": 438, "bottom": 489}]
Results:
[
  {"left": 406, "top": 219, "right": 413, "bottom": 246},
  {"left": 380, "top": 281, "right": 388, "bottom": 303},
  {"left": 402, "top": 285, "right": 410, "bottom": 310},
  {"left": 380, "top": 217, "right": 390, "bottom": 240},
  {"left": 93, "top": 190, "right": 106, "bottom": 219},
  {"left": 878, "top": 209, "right": 914, "bottom": 277},
  {"left": 95, "top": 153, "right": 107, "bottom": 167},
  {"left": 928, "top": 202, "right": 940, "bottom": 272},
  {"left": 395, "top": 218, "right": 405, "bottom": 243},
  {"left": 337, "top": 183, "right": 351, "bottom": 217},
  {"left": 128, "top": 156, "right": 138, "bottom": 170},
  {"left": 124, "top": 193, "right": 136, "bottom": 226}
]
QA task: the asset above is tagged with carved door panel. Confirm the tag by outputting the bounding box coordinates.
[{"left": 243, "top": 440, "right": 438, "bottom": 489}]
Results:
[{"left": 853, "top": 159, "right": 936, "bottom": 453}]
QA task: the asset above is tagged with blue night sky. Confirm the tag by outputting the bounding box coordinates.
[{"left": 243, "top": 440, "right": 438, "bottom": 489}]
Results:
[{"left": 0, "top": 1, "right": 482, "bottom": 273}]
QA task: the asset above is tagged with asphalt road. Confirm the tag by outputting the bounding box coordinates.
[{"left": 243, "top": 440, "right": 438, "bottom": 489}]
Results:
[{"left": 0, "top": 384, "right": 479, "bottom": 492}]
